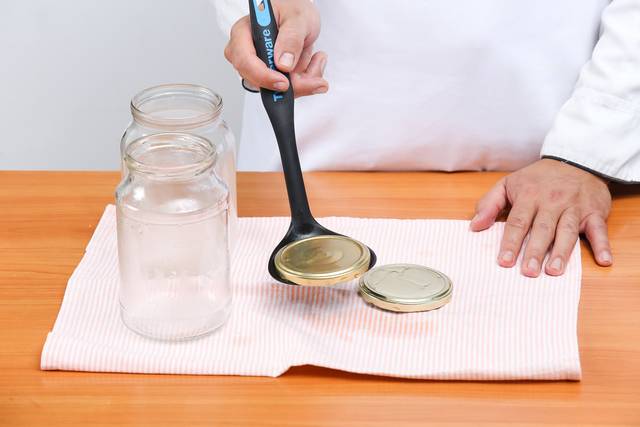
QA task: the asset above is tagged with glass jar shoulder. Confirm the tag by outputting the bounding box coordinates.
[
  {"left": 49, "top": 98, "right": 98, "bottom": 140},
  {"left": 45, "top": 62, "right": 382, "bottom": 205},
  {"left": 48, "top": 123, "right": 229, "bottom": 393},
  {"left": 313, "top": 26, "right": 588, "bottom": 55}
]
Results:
[
  {"left": 122, "top": 119, "right": 233, "bottom": 152},
  {"left": 116, "top": 172, "right": 229, "bottom": 223}
]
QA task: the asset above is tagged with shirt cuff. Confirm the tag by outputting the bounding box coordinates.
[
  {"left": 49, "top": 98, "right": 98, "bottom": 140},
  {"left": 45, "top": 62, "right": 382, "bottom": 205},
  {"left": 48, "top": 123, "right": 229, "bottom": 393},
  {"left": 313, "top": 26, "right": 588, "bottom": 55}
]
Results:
[{"left": 541, "top": 86, "right": 640, "bottom": 184}]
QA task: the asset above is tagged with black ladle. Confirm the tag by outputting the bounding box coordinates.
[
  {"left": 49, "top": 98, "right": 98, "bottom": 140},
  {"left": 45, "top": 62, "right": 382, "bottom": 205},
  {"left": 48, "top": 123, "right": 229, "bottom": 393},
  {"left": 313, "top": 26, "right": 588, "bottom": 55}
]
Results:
[{"left": 248, "top": 0, "right": 377, "bottom": 285}]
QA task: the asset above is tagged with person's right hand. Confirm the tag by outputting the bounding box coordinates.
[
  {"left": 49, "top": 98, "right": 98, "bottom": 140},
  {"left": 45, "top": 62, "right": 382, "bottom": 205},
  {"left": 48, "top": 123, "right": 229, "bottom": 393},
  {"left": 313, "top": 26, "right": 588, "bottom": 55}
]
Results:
[{"left": 224, "top": 0, "right": 328, "bottom": 97}]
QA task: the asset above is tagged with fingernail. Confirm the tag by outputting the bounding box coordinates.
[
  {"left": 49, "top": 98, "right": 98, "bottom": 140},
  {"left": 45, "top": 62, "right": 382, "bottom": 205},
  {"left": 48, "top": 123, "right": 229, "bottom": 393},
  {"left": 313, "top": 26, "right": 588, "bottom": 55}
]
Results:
[
  {"left": 312, "top": 86, "right": 328, "bottom": 95},
  {"left": 279, "top": 52, "right": 295, "bottom": 68},
  {"left": 320, "top": 58, "right": 327, "bottom": 74},
  {"left": 599, "top": 250, "right": 612, "bottom": 264},
  {"left": 469, "top": 214, "right": 479, "bottom": 231},
  {"left": 549, "top": 257, "right": 563, "bottom": 272},
  {"left": 244, "top": 81, "right": 259, "bottom": 92},
  {"left": 527, "top": 258, "right": 540, "bottom": 274},
  {"left": 273, "top": 81, "right": 288, "bottom": 91},
  {"left": 499, "top": 251, "right": 514, "bottom": 265}
]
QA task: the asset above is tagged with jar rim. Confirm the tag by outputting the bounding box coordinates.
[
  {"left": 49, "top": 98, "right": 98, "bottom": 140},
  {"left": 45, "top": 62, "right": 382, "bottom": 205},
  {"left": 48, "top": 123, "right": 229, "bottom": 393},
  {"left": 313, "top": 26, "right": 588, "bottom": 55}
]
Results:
[
  {"left": 125, "top": 132, "right": 217, "bottom": 178},
  {"left": 130, "top": 84, "right": 223, "bottom": 130}
]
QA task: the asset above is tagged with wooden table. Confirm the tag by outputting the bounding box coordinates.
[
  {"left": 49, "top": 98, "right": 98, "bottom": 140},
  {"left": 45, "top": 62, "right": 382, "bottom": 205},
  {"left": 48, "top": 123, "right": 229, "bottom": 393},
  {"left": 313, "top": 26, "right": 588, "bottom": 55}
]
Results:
[{"left": 1, "top": 171, "right": 639, "bottom": 426}]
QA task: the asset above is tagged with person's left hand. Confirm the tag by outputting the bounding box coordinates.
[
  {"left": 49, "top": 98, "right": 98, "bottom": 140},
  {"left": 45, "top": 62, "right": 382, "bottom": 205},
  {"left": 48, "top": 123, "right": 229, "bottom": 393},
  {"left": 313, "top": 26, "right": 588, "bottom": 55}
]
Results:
[{"left": 470, "top": 158, "right": 612, "bottom": 277}]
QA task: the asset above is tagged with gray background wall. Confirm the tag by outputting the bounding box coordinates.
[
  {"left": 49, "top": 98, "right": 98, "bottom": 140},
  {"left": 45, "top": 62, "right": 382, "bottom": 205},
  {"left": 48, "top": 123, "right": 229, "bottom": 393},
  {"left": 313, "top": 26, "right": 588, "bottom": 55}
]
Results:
[{"left": 0, "top": 0, "right": 244, "bottom": 170}]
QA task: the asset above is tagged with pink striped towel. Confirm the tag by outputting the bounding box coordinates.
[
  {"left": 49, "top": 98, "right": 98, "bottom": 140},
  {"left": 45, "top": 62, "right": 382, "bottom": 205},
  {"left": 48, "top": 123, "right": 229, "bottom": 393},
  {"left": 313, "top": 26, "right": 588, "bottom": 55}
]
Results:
[{"left": 41, "top": 205, "right": 582, "bottom": 380}]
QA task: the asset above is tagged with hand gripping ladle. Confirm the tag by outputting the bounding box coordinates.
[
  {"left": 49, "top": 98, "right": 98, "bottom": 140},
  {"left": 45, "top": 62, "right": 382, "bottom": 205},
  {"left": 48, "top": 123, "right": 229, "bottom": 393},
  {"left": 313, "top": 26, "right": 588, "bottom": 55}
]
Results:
[{"left": 248, "top": 0, "right": 376, "bottom": 286}]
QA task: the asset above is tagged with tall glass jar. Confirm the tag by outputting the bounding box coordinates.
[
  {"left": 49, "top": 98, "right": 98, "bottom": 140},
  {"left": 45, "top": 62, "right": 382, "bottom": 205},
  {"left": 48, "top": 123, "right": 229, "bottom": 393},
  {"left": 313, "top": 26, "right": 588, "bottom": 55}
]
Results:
[
  {"left": 116, "top": 132, "right": 231, "bottom": 341},
  {"left": 121, "top": 84, "right": 237, "bottom": 234}
]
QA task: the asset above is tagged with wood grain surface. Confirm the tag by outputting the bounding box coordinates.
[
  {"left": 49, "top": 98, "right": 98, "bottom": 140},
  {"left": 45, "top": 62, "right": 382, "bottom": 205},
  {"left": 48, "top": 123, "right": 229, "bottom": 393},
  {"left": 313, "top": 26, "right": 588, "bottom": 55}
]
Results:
[{"left": 1, "top": 171, "right": 639, "bottom": 426}]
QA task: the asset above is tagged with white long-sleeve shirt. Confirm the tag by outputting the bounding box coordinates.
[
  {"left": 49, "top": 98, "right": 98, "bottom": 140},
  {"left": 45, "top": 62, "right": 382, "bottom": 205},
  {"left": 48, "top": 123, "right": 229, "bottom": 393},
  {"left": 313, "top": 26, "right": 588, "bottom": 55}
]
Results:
[{"left": 214, "top": 0, "right": 640, "bottom": 183}]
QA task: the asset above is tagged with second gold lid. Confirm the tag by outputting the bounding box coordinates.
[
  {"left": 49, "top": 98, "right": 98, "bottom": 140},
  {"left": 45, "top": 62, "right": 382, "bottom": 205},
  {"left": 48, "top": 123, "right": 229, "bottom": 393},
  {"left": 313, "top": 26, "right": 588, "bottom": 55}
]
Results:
[{"left": 359, "top": 264, "right": 453, "bottom": 312}]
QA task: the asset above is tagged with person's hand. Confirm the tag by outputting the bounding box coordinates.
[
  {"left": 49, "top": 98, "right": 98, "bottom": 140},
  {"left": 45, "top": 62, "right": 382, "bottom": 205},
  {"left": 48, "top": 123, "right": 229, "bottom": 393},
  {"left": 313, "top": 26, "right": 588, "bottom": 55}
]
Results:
[
  {"left": 224, "top": 0, "right": 328, "bottom": 97},
  {"left": 470, "top": 159, "right": 612, "bottom": 277}
]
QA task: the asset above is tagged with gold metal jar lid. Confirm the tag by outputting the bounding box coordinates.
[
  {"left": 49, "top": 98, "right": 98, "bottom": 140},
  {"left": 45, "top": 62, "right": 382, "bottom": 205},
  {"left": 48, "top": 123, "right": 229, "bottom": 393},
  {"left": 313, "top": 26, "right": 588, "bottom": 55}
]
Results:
[
  {"left": 359, "top": 264, "right": 453, "bottom": 312},
  {"left": 274, "top": 235, "right": 371, "bottom": 286}
]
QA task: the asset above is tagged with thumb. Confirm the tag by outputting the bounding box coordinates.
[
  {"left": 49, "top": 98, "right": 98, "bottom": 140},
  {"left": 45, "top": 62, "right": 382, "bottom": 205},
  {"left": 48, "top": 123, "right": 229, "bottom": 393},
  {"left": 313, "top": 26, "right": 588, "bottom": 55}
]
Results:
[
  {"left": 274, "top": 14, "right": 307, "bottom": 72},
  {"left": 470, "top": 178, "right": 508, "bottom": 231}
]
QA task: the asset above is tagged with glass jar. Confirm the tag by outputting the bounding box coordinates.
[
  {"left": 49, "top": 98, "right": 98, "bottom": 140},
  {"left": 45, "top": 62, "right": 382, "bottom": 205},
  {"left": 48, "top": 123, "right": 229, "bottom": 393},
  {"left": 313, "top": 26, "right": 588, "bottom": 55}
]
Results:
[
  {"left": 121, "top": 84, "right": 237, "bottom": 234},
  {"left": 116, "top": 132, "right": 231, "bottom": 341}
]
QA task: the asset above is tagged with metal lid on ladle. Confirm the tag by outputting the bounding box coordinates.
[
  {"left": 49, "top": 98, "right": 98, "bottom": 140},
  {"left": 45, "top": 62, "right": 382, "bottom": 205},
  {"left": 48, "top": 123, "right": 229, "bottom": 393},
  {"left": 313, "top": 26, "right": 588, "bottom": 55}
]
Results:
[{"left": 274, "top": 235, "right": 371, "bottom": 286}]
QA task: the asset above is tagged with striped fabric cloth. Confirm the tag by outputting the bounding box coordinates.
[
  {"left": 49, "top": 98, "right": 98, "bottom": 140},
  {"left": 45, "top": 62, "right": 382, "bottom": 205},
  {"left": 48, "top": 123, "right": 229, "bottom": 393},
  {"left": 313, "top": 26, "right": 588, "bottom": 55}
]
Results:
[{"left": 41, "top": 205, "right": 582, "bottom": 380}]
